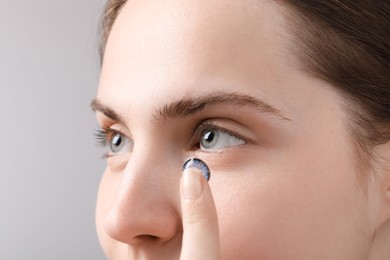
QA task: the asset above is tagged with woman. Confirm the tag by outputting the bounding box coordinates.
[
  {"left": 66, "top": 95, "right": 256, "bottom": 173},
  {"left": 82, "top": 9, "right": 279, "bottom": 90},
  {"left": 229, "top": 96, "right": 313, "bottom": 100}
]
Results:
[{"left": 91, "top": 0, "right": 390, "bottom": 259}]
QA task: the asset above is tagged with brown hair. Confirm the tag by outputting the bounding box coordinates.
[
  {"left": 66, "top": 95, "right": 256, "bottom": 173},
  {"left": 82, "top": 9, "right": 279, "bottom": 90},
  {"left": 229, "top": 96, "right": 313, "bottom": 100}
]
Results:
[
  {"left": 99, "top": 0, "right": 389, "bottom": 155},
  {"left": 277, "top": 1, "right": 389, "bottom": 158}
]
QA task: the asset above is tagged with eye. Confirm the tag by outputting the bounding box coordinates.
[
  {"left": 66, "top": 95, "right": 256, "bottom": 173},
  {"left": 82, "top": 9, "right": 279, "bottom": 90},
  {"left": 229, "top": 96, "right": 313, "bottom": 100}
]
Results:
[
  {"left": 199, "top": 127, "right": 246, "bottom": 151},
  {"left": 95, "top": 128, "right": 132, "bottom": 157},
  {"left": 110, "top": 132, "right": 127, "bottom": 153}
]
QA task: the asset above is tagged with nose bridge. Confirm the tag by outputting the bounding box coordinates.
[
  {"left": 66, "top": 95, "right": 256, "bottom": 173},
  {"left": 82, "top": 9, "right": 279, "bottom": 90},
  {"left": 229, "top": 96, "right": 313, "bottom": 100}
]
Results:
[{"left": 104, "top": 145, "right": 181, "bottom": 245}]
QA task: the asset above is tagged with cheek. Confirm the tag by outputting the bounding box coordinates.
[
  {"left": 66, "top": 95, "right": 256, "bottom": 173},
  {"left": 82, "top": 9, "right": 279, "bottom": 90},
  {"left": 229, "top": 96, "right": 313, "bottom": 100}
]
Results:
[{"left": 211, "top": 144, "right": 371, "bottom": 259}]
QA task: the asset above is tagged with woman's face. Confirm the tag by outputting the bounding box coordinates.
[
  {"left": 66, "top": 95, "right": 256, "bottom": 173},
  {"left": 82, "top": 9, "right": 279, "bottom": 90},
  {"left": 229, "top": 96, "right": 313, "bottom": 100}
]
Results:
[{"left": 94, "top": 0, "right": 380, "bottom": 259}]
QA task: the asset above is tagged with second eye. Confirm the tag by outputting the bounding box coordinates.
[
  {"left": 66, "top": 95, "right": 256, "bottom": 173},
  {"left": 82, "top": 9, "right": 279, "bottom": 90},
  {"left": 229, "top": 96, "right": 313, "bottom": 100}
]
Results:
[{"left": 200, "top": 128, "right": 246, "bottom": 151}]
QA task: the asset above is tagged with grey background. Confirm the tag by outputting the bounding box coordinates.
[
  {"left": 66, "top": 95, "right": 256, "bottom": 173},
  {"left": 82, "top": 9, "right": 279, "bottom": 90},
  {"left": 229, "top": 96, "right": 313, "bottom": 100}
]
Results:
[{"left": 1, "top": 0, "right": 107, "bottom": 259}]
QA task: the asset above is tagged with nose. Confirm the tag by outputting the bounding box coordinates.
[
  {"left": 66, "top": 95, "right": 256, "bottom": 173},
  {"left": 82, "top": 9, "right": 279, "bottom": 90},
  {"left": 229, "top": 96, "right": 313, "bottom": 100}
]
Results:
[{"left": 103, "top": 153, "right": 181, "bottom": 246}]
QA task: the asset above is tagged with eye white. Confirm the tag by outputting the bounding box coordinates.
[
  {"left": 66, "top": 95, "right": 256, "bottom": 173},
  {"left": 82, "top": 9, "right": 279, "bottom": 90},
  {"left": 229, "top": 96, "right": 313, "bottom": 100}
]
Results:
[{"left": 200, "top": 129, "right": 245, "bottom": 151}]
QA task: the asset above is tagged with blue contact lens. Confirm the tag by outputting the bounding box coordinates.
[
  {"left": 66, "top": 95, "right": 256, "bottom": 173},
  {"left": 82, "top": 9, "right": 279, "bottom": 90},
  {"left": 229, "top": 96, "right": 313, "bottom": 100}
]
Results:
[{"left": 182, "top": 158, "right": 210, "bottom": 181}]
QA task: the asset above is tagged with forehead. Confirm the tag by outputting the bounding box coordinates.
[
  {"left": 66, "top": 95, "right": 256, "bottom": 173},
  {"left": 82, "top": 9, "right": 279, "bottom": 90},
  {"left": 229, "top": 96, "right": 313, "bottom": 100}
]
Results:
[
  {"left": 97, "top": 0, "right": 290, "bottom": 116},
  {"left": 107, "top": 0, "right": 281, "bottom": 50}
]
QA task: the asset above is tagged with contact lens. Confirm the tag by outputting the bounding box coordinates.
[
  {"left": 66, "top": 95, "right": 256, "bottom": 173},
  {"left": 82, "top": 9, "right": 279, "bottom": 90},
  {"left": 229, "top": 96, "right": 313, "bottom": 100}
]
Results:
[{"left": 182, "top": 158, "right": 210, "bottom": 181}]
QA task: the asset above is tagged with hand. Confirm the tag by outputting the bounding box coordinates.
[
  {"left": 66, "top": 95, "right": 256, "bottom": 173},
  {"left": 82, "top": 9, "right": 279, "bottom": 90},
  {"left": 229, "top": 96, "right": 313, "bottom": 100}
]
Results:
[{"left": 180, "top": 168, "right": 220, "bottom": 260}]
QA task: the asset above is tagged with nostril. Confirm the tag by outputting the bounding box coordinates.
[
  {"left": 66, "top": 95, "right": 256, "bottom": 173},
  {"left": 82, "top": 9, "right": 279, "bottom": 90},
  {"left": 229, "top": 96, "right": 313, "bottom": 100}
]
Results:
[{"left": 135, "top": 234, "right": 160, "bottom": 242}]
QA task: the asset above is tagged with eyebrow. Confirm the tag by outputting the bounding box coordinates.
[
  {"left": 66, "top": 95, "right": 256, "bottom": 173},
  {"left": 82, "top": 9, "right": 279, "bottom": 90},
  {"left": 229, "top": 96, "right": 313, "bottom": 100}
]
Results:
[
  {"left": 91, "top": 99, "right": 126, "bottom": 123},
  {"left": 91, "top": 92, "right": 290, "bottom": 123}
]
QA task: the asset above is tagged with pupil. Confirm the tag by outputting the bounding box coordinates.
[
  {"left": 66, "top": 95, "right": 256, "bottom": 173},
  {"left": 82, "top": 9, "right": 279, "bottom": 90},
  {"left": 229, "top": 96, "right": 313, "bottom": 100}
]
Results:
[
  {"left": 112, "top": 134, "right": 122, "bottom": 147},
  {"left": 203, "top": 131, "right": 215, "bottom": 143}
]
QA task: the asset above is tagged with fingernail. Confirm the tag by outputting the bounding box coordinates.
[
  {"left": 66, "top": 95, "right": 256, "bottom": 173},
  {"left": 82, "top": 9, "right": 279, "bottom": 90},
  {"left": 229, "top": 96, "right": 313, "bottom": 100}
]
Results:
[{"left": 182, "top": 168, "right": 203, "bottom": 200}]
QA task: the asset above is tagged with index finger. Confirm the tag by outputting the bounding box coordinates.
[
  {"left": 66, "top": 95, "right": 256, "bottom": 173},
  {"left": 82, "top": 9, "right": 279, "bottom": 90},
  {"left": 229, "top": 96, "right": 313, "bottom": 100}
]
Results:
[{"left": 180, "top": 167, "right": 220, "bottom": 260}]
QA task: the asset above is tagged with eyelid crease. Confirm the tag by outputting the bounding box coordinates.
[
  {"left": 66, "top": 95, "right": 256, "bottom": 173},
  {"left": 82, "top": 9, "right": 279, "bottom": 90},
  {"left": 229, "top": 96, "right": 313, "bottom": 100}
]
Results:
[
  {"left": 198, "top": 121, "right": 243, "bottom": 139},
  {"left": 202, "top": 118, "right": 256, "bottom": 141}
]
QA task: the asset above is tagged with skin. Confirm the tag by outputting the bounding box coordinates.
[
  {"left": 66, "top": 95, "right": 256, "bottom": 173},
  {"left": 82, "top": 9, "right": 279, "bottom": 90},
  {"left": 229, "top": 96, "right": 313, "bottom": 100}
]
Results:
[{"left": 93, "top": 0, "right": 390, "bottom": 259}]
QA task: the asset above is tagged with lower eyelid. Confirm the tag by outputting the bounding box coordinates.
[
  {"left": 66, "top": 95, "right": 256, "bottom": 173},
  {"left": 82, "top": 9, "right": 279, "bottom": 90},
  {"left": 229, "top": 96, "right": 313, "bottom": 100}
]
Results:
[{"left": 106, "top": 153, "right": 130, "bottom": 171}]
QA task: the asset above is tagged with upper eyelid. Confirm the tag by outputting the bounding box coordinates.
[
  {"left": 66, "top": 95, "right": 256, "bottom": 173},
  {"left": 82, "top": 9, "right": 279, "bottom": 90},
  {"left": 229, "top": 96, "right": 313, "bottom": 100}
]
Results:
[
  {"left": 107, "top": 127, "right": 130, "bottom": 140},
  {"left": 97, "top": 126, "right": 131, "bottom": 145},
  {"left": 96, "top": 111, "right": 131, "bottom": 135},
  {"left": 98, "top": 117, "right": 132, "bottom": 138}
]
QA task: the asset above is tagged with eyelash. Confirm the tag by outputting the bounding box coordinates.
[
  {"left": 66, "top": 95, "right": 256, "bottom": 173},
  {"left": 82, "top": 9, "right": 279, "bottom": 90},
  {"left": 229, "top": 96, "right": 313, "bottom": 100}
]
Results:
[{"left": 95, "top": 127, "right": 111, "bottom": 146}]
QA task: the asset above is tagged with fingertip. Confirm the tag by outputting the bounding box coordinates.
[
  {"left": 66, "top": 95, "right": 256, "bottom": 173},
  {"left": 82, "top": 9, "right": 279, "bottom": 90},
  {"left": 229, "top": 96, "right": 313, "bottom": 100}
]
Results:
[{"left": 181, "top": 168, "right": 204, "bottom": 200}]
